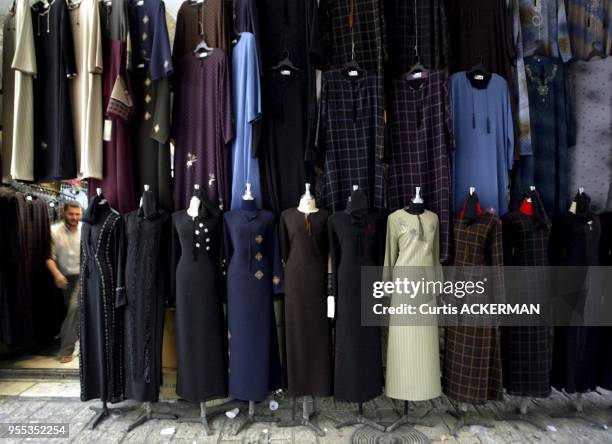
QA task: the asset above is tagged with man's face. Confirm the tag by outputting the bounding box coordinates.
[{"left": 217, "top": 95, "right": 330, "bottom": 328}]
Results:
[{"left": 64, "top": 206, "right": 82, "bottom": 228}]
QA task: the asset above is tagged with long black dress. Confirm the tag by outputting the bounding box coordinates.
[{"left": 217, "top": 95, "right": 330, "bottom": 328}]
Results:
[
  {"left": 279, "top": 208, "right": 332, "bottom": 397},
  {"left": 123, "top": 191, "right": 170, "bottom": 402},
  {"left": 80, "top": 195, "right": 125, "bottom": 403},
  {"left": 328, "top": 206, "right": 385, "bottom": 403},
  {"left": 501, "top": 190, "right": 552, "bottom": 398},
  {"left": 172, "top": 202, "right": 227, "bottom": 402},
  {"left": 549, "top": 202, "right": 601, "bottom": 393},
  {"left": 598, "top": 211, "right": 612, "bottom": 390},
  {"left": 128, "top": 0, "right": 173, "bottom": 211},
  {"left": 32, "top": 0, "right": 77, "bottom": 181}
]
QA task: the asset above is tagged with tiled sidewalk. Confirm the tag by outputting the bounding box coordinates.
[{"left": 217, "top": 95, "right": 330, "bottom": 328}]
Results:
[{"left": 2, "top": 378, "right": 612, "bottom": 443}]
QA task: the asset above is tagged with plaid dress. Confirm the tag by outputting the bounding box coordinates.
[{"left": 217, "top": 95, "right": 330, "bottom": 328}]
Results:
[
  {"left": 319, "top": 0, "right": 386, "bottom": 72},
  {"left": 315, "top": 70, "right": 385, "bottom": 212},
  {"left": 443, "top": 213, "right": 504, "bottom": 404},
  {"left": 386, "top": 0, "right": 450, "bottom": 73},
  {"left": 501, "top": 191, "right": 552, "bottom": 398},
  {"left": 388, "top": 70, "right": 453, "bottom": 263}
]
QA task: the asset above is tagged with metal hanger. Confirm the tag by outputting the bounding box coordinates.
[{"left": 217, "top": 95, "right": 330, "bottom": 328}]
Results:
[
  {"left": 270, "top": 50, "right": 301, "bottom": 76},
  {"left": 404, "top": 0, "right": 427, "bottom": 81}
]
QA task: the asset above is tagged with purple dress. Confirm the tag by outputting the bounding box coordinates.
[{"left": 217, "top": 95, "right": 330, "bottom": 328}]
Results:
[
  {"left": 89, "top": 0, "right": 136, "bottom": 214},
  {"left": 172, "top": 49, "right": 234, "bottom": 210}
]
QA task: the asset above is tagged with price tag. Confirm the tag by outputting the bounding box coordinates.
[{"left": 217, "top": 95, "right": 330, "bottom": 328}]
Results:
[
  {"left": 327, "top": 296, "right": 335, "bottom": 319},
  {"left": 103, "top": 120, "right": 113, "bottom": 141},
  {"left": 475, "top": 74, "right": 485, "bottom": 80},
  {"left": 348, "top": 70, "right": 359, "bottom": 77}
]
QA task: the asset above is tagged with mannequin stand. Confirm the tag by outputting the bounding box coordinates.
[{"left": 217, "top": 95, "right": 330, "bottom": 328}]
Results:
[
  {"left": 447, "top": 402, "right": 495, "bottom": 436},
  {"left": 178, "top": 402, "right": 226, "bottom": 435},
  {"left": 550, "top": 393, "right": 609, "bottom": 430},
  {"left": 233, "top": 400, "right": 279, "bottom": 436},
  {"left": 278, "top": 397, "right": 325, "bottom": 436},
  {"left": 495, "top": 399, "right": 552, "bottom": 432},
  {"left": 387, "top": 401, "right": 434, "bottom": 432},
  {"left": 335, "top": 402, "right": 385, "bottom": 432},
  {"left": 88, "top": 401, "right": 115, "bottom": 430},
  {"left": 127, "top": 402, "right": 177, "bottom": 432}
]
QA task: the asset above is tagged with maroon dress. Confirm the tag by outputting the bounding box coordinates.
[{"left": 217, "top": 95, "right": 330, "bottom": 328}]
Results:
[
  {"left": 171, "top": 49, "right": 234, "bottom": 210},
  {"left": 89, "top": 0, "right": 136, "bottom": 214}
]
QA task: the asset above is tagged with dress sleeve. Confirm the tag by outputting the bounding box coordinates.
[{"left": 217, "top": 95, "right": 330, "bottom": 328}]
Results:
[
  {"left": 169, "top": 215, "right": 181, "bottom": 306},
  {"left": 114, "top": 217, "right": 127, "bottom": 308},
  {"left": 12, "top": 0, "right": 36, "bottom": 75},
  {"left": 62, "top": 3, "right": 77, "bottom": 78},
  {"left": 327, "top": 217, "right": 340, "bottom": 298},
  {"left": 311, "top": 76, "right": 328, "bottom": 164},
  {"left": 269, "top": 217, "right": 284, "bottom": 295},
  {"left": 383, "top": 215, "right": 398, "bottom": 268},
  {"left": 172, "top": 4, "right": 185, "bottom": 65},
  {"left": 557, "top": 0, "right": 573, "bottom": 63},
  {"left": 88, "top": 0, "right": 103, "bottom": 75},
  {"left": 246, "top": 37, "right": 262, "bottom": 124},
  {"left": 151, "top": 1, "right": 173, "bottom": 80},
  {"left": 222, "top": 213, "right": 233, "bottom": 272},
  {"left": 151, "top": 77, "right": 171, "bottom": 144},
  {"left": 308, "top": 0, "right": 323, "bottom": 68},
  {"left": 159, "top": 215, "right": 172, "bottom": 305},
  {"left": 564, "top": 64, "right": 576, "bottom": 147},
  {"left": 219, "top": 53, "right": 235, "bottom": 144},
  {"left": 278, "top": 211, "right": 290, "bottom": 265},
  {"left": 503, "top": 83, "right": 515, "bottom": 171}
]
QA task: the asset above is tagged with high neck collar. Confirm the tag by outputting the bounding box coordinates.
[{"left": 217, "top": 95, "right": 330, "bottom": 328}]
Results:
[
  {"left": 82, "top": 194, "right": 112, "bottom": 224},
  {"left": 240, "top": 199, "right": 259, "bottom": 220},
  {"left": 138, "top": 190, "right": 162, "bottom": 220}
]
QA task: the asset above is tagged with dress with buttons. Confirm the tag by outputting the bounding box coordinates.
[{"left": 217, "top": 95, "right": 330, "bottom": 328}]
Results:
[
  {"left": 223, "top": 207, "right": 284, "bottom": 401},
  {"left": 127, "top": 0, "right": 174, "bottom": 211},
  {"left": 172, "top": 205, "right": 227, "bottom": 402}
]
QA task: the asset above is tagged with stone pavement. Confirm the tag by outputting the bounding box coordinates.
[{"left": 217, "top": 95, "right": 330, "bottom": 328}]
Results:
[{"left": 2, "top": 378, "right": 612, "bottom": 443}]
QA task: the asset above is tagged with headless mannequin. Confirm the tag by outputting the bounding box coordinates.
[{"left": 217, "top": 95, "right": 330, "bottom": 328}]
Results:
[
  {"left": 178, "top": 184, "right": 229, "bottom": 435},
  {"left": 330, "top": 186, "right": 385, "bottom": 432},
  {"left": 386, "top": 187, "right": 436, "bottom": 432},
  {"left": 231, "top": 183, "right": 280, "bottom": 436},
  {"left": 126, "top": 185, "right": 178, "bottom": 432},
  {"left": 279, "top": 183, "right": 325, "bottom": 437},
  {"left": 548, "top": 188, "right": 607, "bottom": 430}
]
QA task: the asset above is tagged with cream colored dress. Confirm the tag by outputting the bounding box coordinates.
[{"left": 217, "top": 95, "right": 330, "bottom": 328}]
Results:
[
  {"left": 384, "top": 209, "right": 442, "bottom": 401},
  {"left": 68, "top": 0, "right": 103, "bottom": 179},
  {"left": 9, "top": 0, "right": 37, "bottom": 181}
]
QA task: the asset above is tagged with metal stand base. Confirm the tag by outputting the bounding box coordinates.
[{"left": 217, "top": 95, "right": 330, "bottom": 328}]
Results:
[
  {"left": 89, "top": 402, "right": 112, "bottom": 430},
  {"left": 550, "top": 408, "right": 609, "bottom": 430},
  {"left": 447, "top": 404, "right": 494, "bottom": 436},
  {"left": 496, "top": 408, "right": 551, "bottom": 432},
  {"left": 178, "top": 402, "right": 226, "bottom": 435},
  {"left": 336, "top": 414, "right": 385, "bottom": 432},
  {"left": 232, "top": 401, "right": 279, "bottom": 436},
  {"left": 127, "top": 403, "right": 177, "bottom": 432},
  {"left": 277, "top": 397, "right": 325, "bottom": 437}
]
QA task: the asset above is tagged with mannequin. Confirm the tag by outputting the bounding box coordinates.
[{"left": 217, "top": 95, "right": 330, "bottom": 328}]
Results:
[
  {"left": 126, "top": 184, "right": 178, "bottom": 432},
  {"left": 385, "top": 186, "right": 437, "bottom": 432},
  {"left": 548, "top": 188, "right": 607, "bottom": 430},
  {"left": 230, "top": 183, "right": 280, "bottom": 435},
  {"left": 279, "top": 182, "right": 326, "bottom": 437},
  {"left": 297, "top": 183, "right": 319, "bottom": 214}
]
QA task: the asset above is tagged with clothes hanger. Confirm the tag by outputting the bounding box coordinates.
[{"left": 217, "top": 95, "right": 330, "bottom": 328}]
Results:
[
  {"left": 341, "top": 1, "right": 365, "bottom": 78},
  {"left": 404, "top": 0, "right": 428, "bottom": 82},
  {"left": 193, "top": 28, "right": 213, "bottom": 58},
  {"left": 270, "top": 50, "right": 301, "bottom": 76}
]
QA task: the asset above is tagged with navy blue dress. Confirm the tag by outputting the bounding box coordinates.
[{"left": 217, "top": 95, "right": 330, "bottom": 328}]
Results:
[{"left": 223, "top": 206, "right": 284, "bottom": 401}]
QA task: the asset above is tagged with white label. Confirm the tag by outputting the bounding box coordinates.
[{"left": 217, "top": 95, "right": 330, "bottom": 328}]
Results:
[
  {"left": 136, "top": 0, "right": 144, "bottom": 5},
  {"left": 475, "top": 74, "right": 485, "bottom": 80},
  {"left": 327, "top": 296, "right": 335, "bottom": 319},
  {"left": 280, "top": 69, "right": 292, "bottom": 76},
  {"left": 160, "top": 428, "right": 175, "bottom": 436},
  {"left": 412, "top": 71, "right": 423, "bottom": 79},
  {"left": 348, "top": 70, "right": 359, "bottom": 77},
  {"left": 103, "top": 120, "right": 113, "bottom": 141}
]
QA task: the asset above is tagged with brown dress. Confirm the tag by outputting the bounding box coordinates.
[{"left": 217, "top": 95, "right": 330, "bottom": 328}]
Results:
[
  {"left": 172, "top": 0, "right": 231, "bottom": 63},
  {"left": 443, "top": 209, "right": 504, "bottom": 404},
  {"left": 279, "top": 208, "right": 333, "bottom": 397}
]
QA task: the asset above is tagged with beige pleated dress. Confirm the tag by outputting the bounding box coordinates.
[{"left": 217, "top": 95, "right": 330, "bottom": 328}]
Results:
[
  {"left": 384, "top": 209, "right": 442, "bottom": 401},
  {"left": 68, "top": 0, "right": 103, "bottom": 179}
]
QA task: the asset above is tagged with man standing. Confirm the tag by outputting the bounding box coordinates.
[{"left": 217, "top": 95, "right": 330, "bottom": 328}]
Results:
[{"left": 46, "top": 202, "right": 82, "bottom": 363}]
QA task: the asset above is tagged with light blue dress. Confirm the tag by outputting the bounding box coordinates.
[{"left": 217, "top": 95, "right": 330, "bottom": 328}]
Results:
[
  {"left": 230, "top": 32, "right": 262, "bottom": 209},
  {"left": 449, "top": 72, "right": 515, "bottom": 216}
]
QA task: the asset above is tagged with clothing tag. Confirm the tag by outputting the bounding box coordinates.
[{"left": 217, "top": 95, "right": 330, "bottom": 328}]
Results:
[
  {"left": 327, "top": 296, "right": 335, "bottom": 319},
  {"left": 348, "top": 70, "right": 359, "bottom": 77},
  {"left": 280, "top": 69, "right": 292, "bottom": 76},
  {"left": 475, "top": 74, "right": 484, "bottom": 80},
  {"left": 412, "top": 71, "right": 423, "bottom": 79},
  {"left": 103, "top": 120, "right": 113, "bottom": 141},
  {"left": 136, "top": 0, "right": 144, "bottom": 5},
  {"left": 137, "top": 63, "right": 145, "bottom": 69}
]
